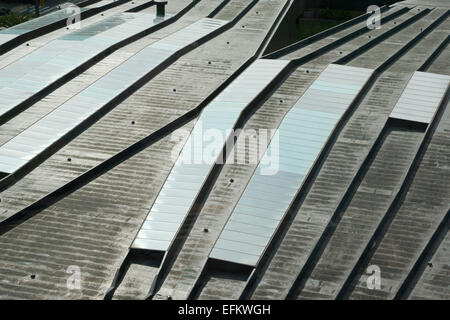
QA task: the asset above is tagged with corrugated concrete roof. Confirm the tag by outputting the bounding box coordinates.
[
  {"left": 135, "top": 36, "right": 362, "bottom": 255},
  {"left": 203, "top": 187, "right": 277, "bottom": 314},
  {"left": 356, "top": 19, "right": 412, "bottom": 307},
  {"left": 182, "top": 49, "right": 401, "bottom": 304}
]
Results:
[{"left": 0, "top": 0, "right": 448, "bottom": 300}]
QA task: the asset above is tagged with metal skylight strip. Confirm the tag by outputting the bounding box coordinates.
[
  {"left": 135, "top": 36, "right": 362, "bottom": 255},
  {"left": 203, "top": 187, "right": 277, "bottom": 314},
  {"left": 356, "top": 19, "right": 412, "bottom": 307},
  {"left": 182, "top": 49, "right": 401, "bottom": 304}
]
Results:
[
  {"left": 132, "top": 59, "right": 290, "bottom": 252},
  {"left": 390, "top": 71, "right": 450, "bottom": 124},
  {"left": 0, "top": 18, "right": 229, "bottom": 175},
  {"left": 0, "top": 12, "right": 171, "bottom": 117},
  {"left": 210, "top": 64, "right": 374, "bottom": 266}
]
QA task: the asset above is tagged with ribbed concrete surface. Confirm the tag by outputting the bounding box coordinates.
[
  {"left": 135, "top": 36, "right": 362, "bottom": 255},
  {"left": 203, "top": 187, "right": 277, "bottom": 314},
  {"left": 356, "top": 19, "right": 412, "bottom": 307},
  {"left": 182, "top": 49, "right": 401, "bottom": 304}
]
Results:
[
  {"left": 409, "top": 232, "right": 450, "bottom": 300},
  {"left": 0, "top": 0, "right": 161, "bottom": 69},
  {"left": 295, "top": 128, "right": 423, "bottom": 300},
  {"left": 0, "top": 0, "right": 257, "bottom": 221},
  {"left": 179, "top": 5, "right": 437, "bottom": 301},
  {"left": 0, "top": 0, "right": 289, "bottom": 300},
  {"left": 0, "top": 0, "right": 448, "bottom": 300},
  {"left": 251, "top": 8, "right": 450, "bottom": 300},
  {"left": 348, "top": 100, "right": 450, "bottom": 300},
  {"left": 198, "top": 272, "right": 248, "bottom": 300},
  {"left": 155, "top": 67, "right": 315, "bottom": 300}
]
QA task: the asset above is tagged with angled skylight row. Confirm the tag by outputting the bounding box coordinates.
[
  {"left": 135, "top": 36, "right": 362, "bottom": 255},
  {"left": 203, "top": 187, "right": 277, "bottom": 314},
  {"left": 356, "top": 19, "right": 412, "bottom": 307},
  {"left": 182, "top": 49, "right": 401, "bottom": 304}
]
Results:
[
  {"left": 209, "top": 63, "right": 374, "bottom": 266},
  {"left": 0, "top": 12, "right": 171, "bottom": 118},
  {"left": 132, "top": 59, "right": 290, "bottom": 252},
  {"left": 0, "top": 18, "right": 229, "bottom": 175}
]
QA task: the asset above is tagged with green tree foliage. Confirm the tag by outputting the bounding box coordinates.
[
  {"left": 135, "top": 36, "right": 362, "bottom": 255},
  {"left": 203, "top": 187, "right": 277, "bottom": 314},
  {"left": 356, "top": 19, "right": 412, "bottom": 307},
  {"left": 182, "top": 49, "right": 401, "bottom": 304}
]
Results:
[{"left": 0, "top": 13, "right": 36, "bottom": 28}]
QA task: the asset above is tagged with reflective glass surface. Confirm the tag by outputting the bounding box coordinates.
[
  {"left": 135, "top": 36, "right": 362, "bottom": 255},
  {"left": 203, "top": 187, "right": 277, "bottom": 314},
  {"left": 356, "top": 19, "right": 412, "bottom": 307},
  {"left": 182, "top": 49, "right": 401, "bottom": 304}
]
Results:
[
  {"left": 132, "top": 59, "right": 290, "bottom": 251},
  {"left": 0, "top": 12, "right": 171, "bottom": 119},
  {"left": 390, "top": 71, "right": 450, "bottom": 124},
  {"left": 210, "top": 64, "right": 374, "bottom": 266},
  {"left": 0, "top": 18, "right": 228, "bottom": 174}
]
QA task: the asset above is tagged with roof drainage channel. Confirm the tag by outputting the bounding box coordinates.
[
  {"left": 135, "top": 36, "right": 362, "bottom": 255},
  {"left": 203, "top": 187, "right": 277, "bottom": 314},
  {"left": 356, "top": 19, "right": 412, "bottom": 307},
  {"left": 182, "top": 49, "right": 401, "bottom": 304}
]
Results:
[
  {"left": 131, "top": 59, "right": 290, "bottom": 252},
  {"left": 0, "top": 0, "right": 133, "bottom": 55},
  {"left": 0, "top": 11, "right": 169, "bottom": 124},
  {"left": 390, "top": 71, "right": 450, "bottom": 124},
  {"left": 0, "top": 18, "right": 229, "bottom": 176},
  {"left": 209, "top": 64, "right": 374, "bottom": 267}
]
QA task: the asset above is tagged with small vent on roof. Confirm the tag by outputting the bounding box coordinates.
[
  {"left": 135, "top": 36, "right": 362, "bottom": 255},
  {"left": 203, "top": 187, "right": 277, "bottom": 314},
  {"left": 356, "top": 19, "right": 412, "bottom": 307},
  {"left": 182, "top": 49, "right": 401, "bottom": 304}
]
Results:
[{"left": 156, "top": 1, "right": 168, "bottom": 17}]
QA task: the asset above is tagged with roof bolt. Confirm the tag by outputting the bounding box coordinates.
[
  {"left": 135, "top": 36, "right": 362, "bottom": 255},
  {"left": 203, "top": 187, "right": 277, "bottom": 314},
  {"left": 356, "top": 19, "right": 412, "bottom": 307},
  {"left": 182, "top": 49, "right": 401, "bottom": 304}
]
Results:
[
  {"left": 26, "top": 43, "right": 29, "bottom": 46},
  {"left": 131, "top": 121, "right": 135, "bottom": 125},
  {"left": 203, "top": 228, "right": 209, "bottom": 233},
  {"left": 229, "top": 178, "right": 234, "bottom": 183},
  {"left": 173, "top": 88, "right": 176, "bottom": 92},
  {"left": 339, "top": 51, "right": 343, "bottom": 54},
  {"left": 226, "top": 41, "right": 230, "bottom": 44},
  {"left": 306, "top": 70, "right": 309, "bottom": 73},
  {"left": 67, "top": 158, "right": 72, "bottom": 162},
  {"left": 208, "top": 61, "right": 211, "bottom": 65},
  {"left": 280, "top": 99, "right": 283, "bottom": 103},
  {"left": 428, "top": 262, "right": 433, "bottom": 268},
  {"left": 30, "top": 274, "right": 36, "bottom": 279},
  {"left": 242, "top": 25, "right": 245, "bottom": 28}
]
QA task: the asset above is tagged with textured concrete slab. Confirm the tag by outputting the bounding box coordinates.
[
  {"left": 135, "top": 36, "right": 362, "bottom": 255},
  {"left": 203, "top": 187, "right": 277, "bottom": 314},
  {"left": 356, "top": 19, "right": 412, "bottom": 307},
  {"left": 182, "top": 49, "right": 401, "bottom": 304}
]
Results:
[{"left": 0, "top": 0, "right": 448, "bottom": 300}]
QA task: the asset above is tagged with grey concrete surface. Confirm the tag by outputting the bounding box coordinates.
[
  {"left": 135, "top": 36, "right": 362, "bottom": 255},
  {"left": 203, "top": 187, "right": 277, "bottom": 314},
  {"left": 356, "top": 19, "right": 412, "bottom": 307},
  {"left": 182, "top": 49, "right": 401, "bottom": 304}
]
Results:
[{"left": 0, "top": 0, "right": 448, "bottom": 300}]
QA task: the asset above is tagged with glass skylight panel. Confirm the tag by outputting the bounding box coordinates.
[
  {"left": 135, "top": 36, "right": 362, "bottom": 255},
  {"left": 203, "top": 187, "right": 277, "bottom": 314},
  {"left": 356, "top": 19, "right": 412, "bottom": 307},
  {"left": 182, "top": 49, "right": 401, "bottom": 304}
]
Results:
[
  {"left": 132, "top": 59, "right": 290, "bottom": 252},
  {"left": 0, "top": 12, "right": 171, "bottom": 118},
  {"left": 210, "top": 64, "right": 374, "bottom": 266},
  {"left": 390, "top": 71, "right": 450, "bottom": 124}
]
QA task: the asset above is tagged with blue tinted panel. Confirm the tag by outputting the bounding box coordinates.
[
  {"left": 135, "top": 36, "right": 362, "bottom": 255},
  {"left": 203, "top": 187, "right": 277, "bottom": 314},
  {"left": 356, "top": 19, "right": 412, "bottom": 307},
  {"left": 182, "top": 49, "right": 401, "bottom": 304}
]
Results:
[
  {"left": 0, "top": 18, "right": 228, "bottom": 175},
  {"left": 390, "top": 71, "right": 449, "bottom": 124},
  {"left": 210, "top": 64, "right": 374, "bottom": 266}
]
